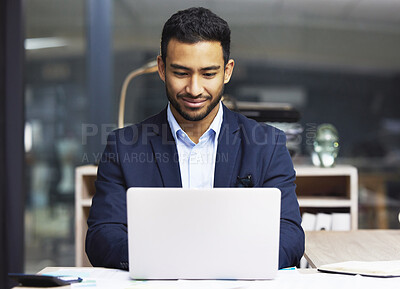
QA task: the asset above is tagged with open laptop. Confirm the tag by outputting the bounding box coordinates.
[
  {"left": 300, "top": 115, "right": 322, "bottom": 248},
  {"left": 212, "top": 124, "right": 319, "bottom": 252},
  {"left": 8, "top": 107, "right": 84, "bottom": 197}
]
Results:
[{"left": 126, "top": 187, "right": 281, "bottom": 280}]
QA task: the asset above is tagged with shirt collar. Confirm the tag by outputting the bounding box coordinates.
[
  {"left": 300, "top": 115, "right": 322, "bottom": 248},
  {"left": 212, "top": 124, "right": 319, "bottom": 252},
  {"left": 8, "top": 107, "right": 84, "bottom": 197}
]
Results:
[{"left": 167, "top": 101, "right": 224, "bottom": 143}]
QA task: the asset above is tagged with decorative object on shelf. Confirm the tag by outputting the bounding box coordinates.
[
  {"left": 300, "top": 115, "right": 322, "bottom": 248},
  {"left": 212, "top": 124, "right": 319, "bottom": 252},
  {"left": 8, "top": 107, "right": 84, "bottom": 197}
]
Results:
[
  {"left": 267, "top": 122, "right": 303, "bottom": 157},
  {"left": 312, "top": 123, "right": 339, "bottom": 167},
  {"left": 118, "top": 59, "right": 158, "bottom": 128}
]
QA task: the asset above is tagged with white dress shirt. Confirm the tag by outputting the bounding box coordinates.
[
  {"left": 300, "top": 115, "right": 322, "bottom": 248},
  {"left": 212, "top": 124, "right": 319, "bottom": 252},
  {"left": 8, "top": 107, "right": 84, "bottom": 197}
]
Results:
[{"left": 167, "top": 102, "right": 223, "bottom": 188}]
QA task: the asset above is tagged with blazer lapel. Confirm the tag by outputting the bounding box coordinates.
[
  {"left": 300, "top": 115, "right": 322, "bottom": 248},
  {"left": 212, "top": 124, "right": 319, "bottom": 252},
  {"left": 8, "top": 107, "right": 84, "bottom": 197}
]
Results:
[
  {"left": 148, "top": 108, "right": 182, "bottom": 187},
  {"left": 214, "top": 104, "right": 241, "bottom": 187}
]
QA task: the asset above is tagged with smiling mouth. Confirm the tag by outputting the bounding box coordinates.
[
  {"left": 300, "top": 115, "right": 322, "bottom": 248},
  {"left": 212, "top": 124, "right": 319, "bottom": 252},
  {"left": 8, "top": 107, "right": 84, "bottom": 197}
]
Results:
[{"left": 180, "top": 96, "right": 209, "bottom": 108}]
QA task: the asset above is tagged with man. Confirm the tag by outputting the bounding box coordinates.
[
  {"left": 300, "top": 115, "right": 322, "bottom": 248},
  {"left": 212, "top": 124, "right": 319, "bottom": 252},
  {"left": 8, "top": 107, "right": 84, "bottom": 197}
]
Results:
[{"left": 86, "top": 7, "right": 304, "bottom": 270}]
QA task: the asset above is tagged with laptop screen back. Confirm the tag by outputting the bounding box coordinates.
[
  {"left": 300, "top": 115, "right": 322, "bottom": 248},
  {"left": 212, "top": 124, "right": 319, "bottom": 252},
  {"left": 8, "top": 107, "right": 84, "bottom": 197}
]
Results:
[{"left": 127, "top": 187, "right": 281, "bottom": 280}]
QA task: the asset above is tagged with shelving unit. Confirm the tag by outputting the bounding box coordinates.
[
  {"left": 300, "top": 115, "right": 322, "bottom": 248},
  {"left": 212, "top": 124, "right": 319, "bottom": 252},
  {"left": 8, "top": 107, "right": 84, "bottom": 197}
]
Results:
[
  {"left": 75, "top": 165, "right": 97, "bottom": 267},
  {"left": 75, "top": 164, "right": 358, "bottom": 266},
  {"left": 295, "top": 165, "right": 358, "bottom": 230}
]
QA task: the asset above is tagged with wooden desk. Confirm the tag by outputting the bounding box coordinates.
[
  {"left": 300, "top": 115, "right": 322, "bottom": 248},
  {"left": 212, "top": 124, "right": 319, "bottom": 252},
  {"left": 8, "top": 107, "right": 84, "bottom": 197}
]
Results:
[{"left": 304, "top": 230, "right": 400, "bottom": 268}]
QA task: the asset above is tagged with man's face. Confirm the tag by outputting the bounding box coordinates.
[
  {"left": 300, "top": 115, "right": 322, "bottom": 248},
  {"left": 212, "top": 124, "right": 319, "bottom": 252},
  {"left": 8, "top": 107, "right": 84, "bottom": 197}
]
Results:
[{"left": 157, "top": 38, "right": 234, "bottom": 123}]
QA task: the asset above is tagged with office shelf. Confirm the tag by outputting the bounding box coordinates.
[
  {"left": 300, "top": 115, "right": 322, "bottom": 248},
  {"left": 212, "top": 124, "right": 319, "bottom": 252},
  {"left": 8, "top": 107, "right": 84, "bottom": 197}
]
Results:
[
  {"left": 295, "top": 165, "right": 358, "bottom": 230},
  {"left": 75, "top": 165, "right": 97, "bottom": 267},
  {"left": 298, "top": 198, "right": 353, "bottom": 208}
]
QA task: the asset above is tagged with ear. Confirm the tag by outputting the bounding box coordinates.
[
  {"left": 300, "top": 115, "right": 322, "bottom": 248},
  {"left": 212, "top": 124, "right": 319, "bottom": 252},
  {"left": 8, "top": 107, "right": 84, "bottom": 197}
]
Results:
[
  {"left": 157, "top": 55, "right": 166, "bottom": 82},
  {"left": 223, "top": 59, "right": 235, "bottom": 84}
]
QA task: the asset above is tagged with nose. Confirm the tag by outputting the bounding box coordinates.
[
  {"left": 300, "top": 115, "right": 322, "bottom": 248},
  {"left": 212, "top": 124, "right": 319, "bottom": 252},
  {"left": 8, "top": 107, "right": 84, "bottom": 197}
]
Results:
[{"left": 185, "top": 75, "right": 204, "bottom": 97}]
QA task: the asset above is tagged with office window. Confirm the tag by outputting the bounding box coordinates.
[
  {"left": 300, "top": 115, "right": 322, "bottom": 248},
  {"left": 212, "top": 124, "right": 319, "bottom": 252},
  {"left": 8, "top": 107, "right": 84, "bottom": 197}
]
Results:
[{"left": 24, "top": 0, "right": 87, "bottom": 272}]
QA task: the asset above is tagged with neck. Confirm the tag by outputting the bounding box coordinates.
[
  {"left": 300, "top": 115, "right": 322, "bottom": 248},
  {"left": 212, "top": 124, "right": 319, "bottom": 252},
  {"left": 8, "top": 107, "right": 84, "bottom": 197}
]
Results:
[{"left": 172, "top": 103, "right": 220, "bottom": 144}]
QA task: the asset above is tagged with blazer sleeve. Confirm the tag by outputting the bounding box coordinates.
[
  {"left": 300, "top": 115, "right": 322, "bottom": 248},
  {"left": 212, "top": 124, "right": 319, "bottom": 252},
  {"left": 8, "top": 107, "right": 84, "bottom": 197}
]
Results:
[
  {"left": 263, "top": 130, "right": 305, "bottom": 268},
  {"left": 85, "top": 131, "right": 129, "bottom": 270}
]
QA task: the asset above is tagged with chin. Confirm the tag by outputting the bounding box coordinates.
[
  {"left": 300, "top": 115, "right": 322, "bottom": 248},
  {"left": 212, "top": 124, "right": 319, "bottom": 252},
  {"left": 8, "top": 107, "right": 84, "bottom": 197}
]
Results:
[{"left": 182, "top": 112, "right": 208, "bottom": 122}]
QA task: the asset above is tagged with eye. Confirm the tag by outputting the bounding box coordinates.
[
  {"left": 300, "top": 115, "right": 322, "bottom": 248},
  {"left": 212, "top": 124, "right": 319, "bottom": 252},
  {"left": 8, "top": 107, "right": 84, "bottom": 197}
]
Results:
[
  {"left": 203, "top": 73, "right": 216, "bottom": 78},
  {"left": 173, "top": 72, "right": 188, "bottom": 77}
]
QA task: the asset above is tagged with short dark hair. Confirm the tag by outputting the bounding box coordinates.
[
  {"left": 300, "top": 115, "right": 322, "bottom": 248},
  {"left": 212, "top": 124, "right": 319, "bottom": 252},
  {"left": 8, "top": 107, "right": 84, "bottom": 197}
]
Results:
[{"left": 160, "top": 7, "right": 231, "bottom": 64}]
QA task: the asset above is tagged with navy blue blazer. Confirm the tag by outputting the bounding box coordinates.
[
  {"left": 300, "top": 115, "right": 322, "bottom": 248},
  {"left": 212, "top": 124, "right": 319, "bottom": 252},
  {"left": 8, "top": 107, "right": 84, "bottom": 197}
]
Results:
[{"left": 86, "top": 104, "right": 304, "bottom": 270}]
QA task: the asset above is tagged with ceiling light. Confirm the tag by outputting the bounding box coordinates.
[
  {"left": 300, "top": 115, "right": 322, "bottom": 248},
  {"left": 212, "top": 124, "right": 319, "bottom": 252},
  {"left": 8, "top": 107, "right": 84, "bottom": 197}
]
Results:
[{"left": 25, "top": 37, "right": 68, "bottom": 50}]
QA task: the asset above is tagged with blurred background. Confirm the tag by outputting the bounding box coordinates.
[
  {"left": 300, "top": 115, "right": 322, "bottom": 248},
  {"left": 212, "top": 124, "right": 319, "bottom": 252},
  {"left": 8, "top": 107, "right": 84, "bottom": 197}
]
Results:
[{"left": 11, "top": 0, "right": 400, "bottom": 273}]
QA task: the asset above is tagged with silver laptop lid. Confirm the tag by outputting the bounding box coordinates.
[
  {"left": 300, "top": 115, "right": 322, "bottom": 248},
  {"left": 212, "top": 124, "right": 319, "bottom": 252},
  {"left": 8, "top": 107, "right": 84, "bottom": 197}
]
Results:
[{"left": 127, "top": 187, "right": 281, "bottom": 280}]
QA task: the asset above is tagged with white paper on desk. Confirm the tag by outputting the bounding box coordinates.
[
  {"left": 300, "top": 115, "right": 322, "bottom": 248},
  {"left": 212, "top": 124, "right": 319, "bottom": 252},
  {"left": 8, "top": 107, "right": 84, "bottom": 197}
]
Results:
[
  {"left": 274, "top": 269, "right": 400, "bottom": 289},
  {"left": 318, "top": 260, "right": 400, "bottom": 277},
  {"left": 293, "top": 271, "right": 400, "bottom": 289}
]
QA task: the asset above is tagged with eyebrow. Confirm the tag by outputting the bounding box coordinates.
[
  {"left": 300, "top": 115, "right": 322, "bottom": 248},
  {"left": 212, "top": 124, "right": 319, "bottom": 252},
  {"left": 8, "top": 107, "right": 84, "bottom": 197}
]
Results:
[{"left": 170, "top": 64, "right": 221, "bottom": 71}]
